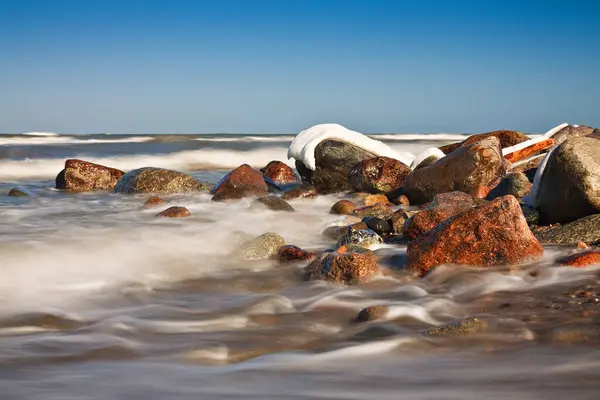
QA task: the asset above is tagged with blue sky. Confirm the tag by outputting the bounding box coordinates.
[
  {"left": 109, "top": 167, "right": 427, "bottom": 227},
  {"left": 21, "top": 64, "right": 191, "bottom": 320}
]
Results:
[{"left": 0, "top": 0, "right": 598, "bottom": 134}]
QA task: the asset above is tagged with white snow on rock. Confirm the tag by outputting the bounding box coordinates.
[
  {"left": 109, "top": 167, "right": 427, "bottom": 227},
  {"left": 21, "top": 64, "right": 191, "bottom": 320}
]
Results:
[
  {"left": 287, "top": 123, "right": 415, "bottom": 170},
  {"left": 409, "top": 147, "right": 446, "bottom": 169}
]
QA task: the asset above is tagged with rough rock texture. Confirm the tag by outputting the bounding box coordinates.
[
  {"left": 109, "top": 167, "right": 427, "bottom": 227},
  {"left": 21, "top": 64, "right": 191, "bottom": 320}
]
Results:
[
  {"left": 355, "top": 306, "right": 389, "bottom": 322},
  {"left": 439, "top": 130, "right": 529, "bottom": 154},
  {"left": 536, "top": 137, "right": 600, "bottom": 224},
  {"left": 56, "top": 159, "right": 125, "bottom": 191},
  {"left": 336, "top": 244, "right": 376, "bottom": 256},
  {"left": 251, "top": 196, "right": 295, "bottom": 212},
  {"left": 276, "top": 245, "right": 314, "bottom": 264},
  {"left": 389, "top": 209, "right": 415, "bottom": 235},
  {"left": 348, "top": 156, "right": 411, "bottom": 194},
  {"left": 156, "top": 206, "right": 191, "bottom": 218},
  {"left": 536, "top": 214, "right": 600, "bottom": 245},
  {"left": 504, "top": 138, "right": 554, "bottom": 164},
  {"left": 404, "top": 192, "right": 474, "bottom": 239},
  {"left": 143, "top": 196, "right": 167, "bottom": 208},
  {"left": 114, "top": 167, "right": 208, "bottom": 195},
  {"left": 210, "top": 164, "right": 268, "bottom": 201},
  {"left": 403, "top": 137, "right": 507, "bottom": 205},
  {"left": 407, "top": 195, "right": 543, "bottom": 276},
  {"left": 7, "top": 188, "right": 30, "bottom": 197},
  {"left": 363, "top": 217, "right": 391, "bottom": 237},
  {"left": 295, "top": 139, "right": 379, "bottom": 194},
  {"left": 521, "top": 204, "right": 540, "bottom": 226},
  {"left": 336, "top": 228, "right": 383, "bottom": 249},
  {"left": 364, "top": 194, "right": 390, "bottom": 206},
  {"left": 330, "top": 200, "right": 356, "bottom": 215},
  {"left": 550, "top": 125, "right": 596, "bottom": 146},
  {"left": 391, "top": 194, "right": 410, "bottom": 206},
  {"left": 511, "top": 156, "right": 544, "bottom": 175},
  {"left": 280, "top": 184, "right": 317, "bottom": 201},
  {"left": 351, "top": 203, "right": 394, "bottom": 220},
  {"left": 423, "top": 317, "right": 487, "bottom": 337},
  {"left": 260, "top": 161, "right": 297, "bottom": 185},
  {"left": 235, "top": 232, "right": 285, "bottom": 261},
  {"left": 559, "top": 251, "right": 600, "bottom": 267},
  {"left": 413, "top": 155, "right": 442, "bottom": 170},
  {"left": 306, "top": 252, "right": 379, "bottom": 285},
  {"left": 322, "top": 222, "right": 368, "bottom": 241},
  {"left": 486, "top": 172, "right": 532, "bottom": 200}
]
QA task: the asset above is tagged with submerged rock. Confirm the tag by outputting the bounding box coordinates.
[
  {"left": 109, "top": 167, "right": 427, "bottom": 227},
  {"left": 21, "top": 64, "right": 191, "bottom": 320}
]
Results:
[
  {"left": 211, "top": 164, "right": 268, "bottom": 201},
  {"left": 235, "top": 232, "right": 285, "bottom": 261},
  {"left": 260, "top": 161, "right": 297, "bottom": 185},
  {"left": 156, "top": 206, "right": 191, "bottom": 218},
  {"left": 143, "top": 196, "right": 167, "bottom": 208},
  {"left": 306, "top": 252, "right": 379, "bottom": 285},
  {"left": 7, "top": 188, "right": 31, "bottom": 197},
  {"left": 423, "top": 317, "right": 487, "bottom": 337},
  {"left": 486, "top": 172, "right": 532, "bottom": 200},
  {"left": 536, "top": 137, "right": 600, "bottom": 224},
  {"left": 330, "top": 200, "right": 356, "bottom": 215},
  {"left": 56, "top": 159, "right": 125, "bottom": 191},
  {"left": 536, "top": 214, "right": 600, "bottom": 245},
  {"left": 439, "top": 130, "right": 529, "bottom": 154},
  {"left": 355, "top": 306, "right": 389, "bottom": 322},
  {"left": 348, "top": 156, "right": 411, "bottom": 194},
  {"left": 280, "top": 184, "right": 317, "bottom": 201},
  {"left": 115, "top": 167, "right": 209, "bottom": 195},
  {"left": 251, "top": 196, "right": 295, "bottom": 212},
  {"left": 403, "top": 137, "right": 507, "bottom": 205},
  {"left": 558, "top": 251, "right": 600, "bottom": 267},
  {"left": 276, "top": 245, "right": 314, "bottom": 264},
  {"left": 404, "top": 192, "right": 474, "bottom": 239},
  {"left": 407, "top": 195, "right": 543, "bottom": 276},
  {"left": 336, "top": 228, "right": 383, "bottom": 249}
]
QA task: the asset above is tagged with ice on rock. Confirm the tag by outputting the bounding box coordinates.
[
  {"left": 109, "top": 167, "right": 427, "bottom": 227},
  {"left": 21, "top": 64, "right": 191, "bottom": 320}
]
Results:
[{"left": 287, "top": 123, "right": 415, "bottom": 171}]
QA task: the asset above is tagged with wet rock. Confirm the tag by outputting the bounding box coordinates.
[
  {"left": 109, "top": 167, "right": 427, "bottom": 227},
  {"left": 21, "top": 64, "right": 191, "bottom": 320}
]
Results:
[
  {"left": 511, "top": 156, "right": 544, "bottom": 175},
  {"left": 439, "top": 130, "right": 529, "bottom": 154},
  {"left": 536, "top": 137, "right": 600, "bottom": 224},
  {"left": 549, "top": 124, "right": 596, "bottom": 146},
  {"left": 364, "top": 194, "right": 390, "bottom": 206},
  {"left": 211, "top": 164, "right": 268, "bottom": 201},
  {"left": 235, "top": 232, "right": 286, "bottom": 261},
  {"left": 413, "top": 155, "right": 441, "bottom": 170},
  {"left": 336, "top": 244, "right": 376, "bottom": 256},
  {"left": 330, "top": 200, "right": 356, "bottom": 215},
  {"left": 295, "top": 139, "right": 379, "bottom": 194},
  {"left": 504, "top": 138, "right": 554, "bottom": 164},
  {"left": 351, "top": 203, "right": 394, "bottom": 220},
  {"left": 536, "top": 214, "right": 600, "bottom": 245},
  {"left": 423, "top": 317, "right": 487, "bottom": 337},
  {"left": 348, "top": 156, "right": 411, "bottom": 194},
  {"left": 391, "top": 194, "right": 410, "bottom": 206},
  {"left": 306, "top": 252, "right": 379, "bottom": 285},
  {"left": 156, "top": 206, "right": 191, "bottom": 218},
  {"left": 521, "top": 204, "right": 540, "bottom": 226},
  {"left": 276, "top": 245, "right": 314, "bottom": 264},
  {"left": 404, "top": 192, "right": 474, "bottom": 239},
  {"left": 486, "top": 172, "right": 532, "bottom": 200},
  {"left": 280, "top": 184, "right": 317, "bottom": 201},
  {"left": 403, "top": 137, "right": 507, "bottom": 205},
  {"left": 251, "top": 196, "right": 295, "bottom": 212},
  {"left": 363, "top": 217, "right": 391, "bottom": 237},
  {"left": 7, "top": 188, "right": 30, "bottom": 197},
  {"left": 558, "top": 251, "right": 600, "bottom": 267},
  {"left": 115, "top": 167, "right": 209, "bottom": 195},
  {"left": 322, "top": 222, "right": 369, "bottom": 241},
  {"left": 407, "top": 195, "right": 543, "bottom": 276},
  {"left": 56, "top": 159, "right": 125, "bottom": 191},
  {"left": 389, "top": 209, "right": 415, "bottom": 235},
  {"left": 260, "top": 161, "right": 297, "bottom": 185},
  {"left": 336, "top": 228, "right": 383, "bottom": 249},
  {"left": 355, "top": 306, "right": 389, "bottom": 323},
  {"left": 143, "top": 196, "right": 167, "bottom": 208}
]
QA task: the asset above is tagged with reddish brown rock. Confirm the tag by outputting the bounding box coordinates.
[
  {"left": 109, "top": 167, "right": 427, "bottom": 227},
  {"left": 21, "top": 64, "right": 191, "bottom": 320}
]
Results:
[
  {"left": 55, "top": 159, "right": 125, "bottom": 191},
  {"left": 276, "top": 245, "right": 314, "bottom": 264},
  {"left": 407, "top": 195, "right": 543, "bottom": 276},
  {"left": 558, "top": 251, "right": 600, "bottom": 268},
  {"left": 260, "top": 161, "right": 297, "bottom": 185},
  {"left": 251, "top": 195, "right": 295, "bottom": 212},
  {"left": 439, "top": 130, "right": 529, "bottom": 155},
  {"left": 364, "top": 194, "right": 391, "bottom": 206},
  {"left": 351, "top": 203, "right": 394, "bottom": 220},
  {"left": 355, "top": 306, "right": 389, "bottom": 322},
  {"left": 280, "top": 184, "right": 317, "bottom": 201},
  {"left": 394, "top": 194, "right": 410, "bottom": 206},
  {"left": 389, "top": 209, "right": 415, "bottom": 235},
  {"left": 211, "top": 164, "right": 268, "bottom": 201},
  {"left": 306, "top": 252, "right": 379, "bottom": 285},
  {"left": 330, "top": 200, "right": 356, "bottom": 215},
  {"left": 348, "top": 156, "right": 411, "bottom": 194},
  {"left": 143, "top": 196, "right": 167, "bottom": 208},
  {"left": 504, "top": 138, "right": 554, "bottom": 163},
  {"left": 156, "top": 206, "right": 191, "bottom": 218},
  {"left": 404, "top": 192, "right": 474, "bottom": 239},
  {"left": 404, "top": 137, "right": 507, "bottom": 205}
]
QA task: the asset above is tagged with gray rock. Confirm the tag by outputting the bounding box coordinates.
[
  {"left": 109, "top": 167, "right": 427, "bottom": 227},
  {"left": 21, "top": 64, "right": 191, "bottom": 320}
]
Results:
[
  {"left": 7, "top": 188, "right": 31, "bottom": 197},
  {"left": 251, "top": 196, "right": 295, "bottom": 212},
  {"left": 536, "top": 137, "right": 600, "bottom": 224},
  {"left": 413, "top": 155, "right": 441, "bottom": 170},
  {"left": 536, "top": 214, "right": 600, "bottom": 245},
  {"left": 486, "top": 172, "right": 532, "bottom": 200},
  {"left": 235, "top": 232, "right": 285, "bottom": 260},
  {"left": 336, "top": 228, "right": 383, "bottom": 249},
  {"left": 114, "top": 167, "right": 210, "bottom": 195},
  {"left": 549, "top": 125, "right": 596, "bottom": 146}
]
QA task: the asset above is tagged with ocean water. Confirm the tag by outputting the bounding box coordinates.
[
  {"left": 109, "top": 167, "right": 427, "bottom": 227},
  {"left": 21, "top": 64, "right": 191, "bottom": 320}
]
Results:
[{"left": 1, "top": 132, "right": 599, "bottom": 399}]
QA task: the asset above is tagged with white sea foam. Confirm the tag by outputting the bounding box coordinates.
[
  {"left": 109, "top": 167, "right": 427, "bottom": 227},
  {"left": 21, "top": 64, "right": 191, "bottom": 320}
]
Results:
[
  {"left": 21, "top": 131, "right": 60, "bottom": 137},
  {"left": 0, "top": 136, "right": 154, "bottom": 146},
  {"left": 409, "top": 147, "right": 446, "bottom": 169},
  {"left": 288, "top": 124, "right": 415, "bottom": 170}
]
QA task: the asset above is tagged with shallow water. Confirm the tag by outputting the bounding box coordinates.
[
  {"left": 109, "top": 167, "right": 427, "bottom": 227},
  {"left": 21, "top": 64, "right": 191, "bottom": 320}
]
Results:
[{"left": 1, "top": 133, "right": 599, "bottom": 399}]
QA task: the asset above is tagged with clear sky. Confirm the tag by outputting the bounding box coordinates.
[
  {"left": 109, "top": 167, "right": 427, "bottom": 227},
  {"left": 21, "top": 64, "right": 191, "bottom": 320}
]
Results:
[{"left": 0, "top": 0, "right": 598, "bottom": 134}]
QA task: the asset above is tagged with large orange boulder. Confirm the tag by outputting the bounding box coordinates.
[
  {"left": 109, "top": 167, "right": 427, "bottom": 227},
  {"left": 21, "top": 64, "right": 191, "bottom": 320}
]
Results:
[
  {"left": 260, "top": 161, "right": 297, "bottom": 185},
  {"left": 404, "top": 192, "right": 474, "bottom": 239},
  {"left": 211, "top": 164, "right": 268, "bottom": 201},
  {"left": 348, "top": 156, "right": 411, "bottom": 194},
  {"left": 439, "top": 130, "right": 529, "bottom": 154},
  {"left": 56, "top": 159, "right": 124, "bottom": 191},
  {"left": 407, "top": 195, "right": 543, "bottom": 276}
]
